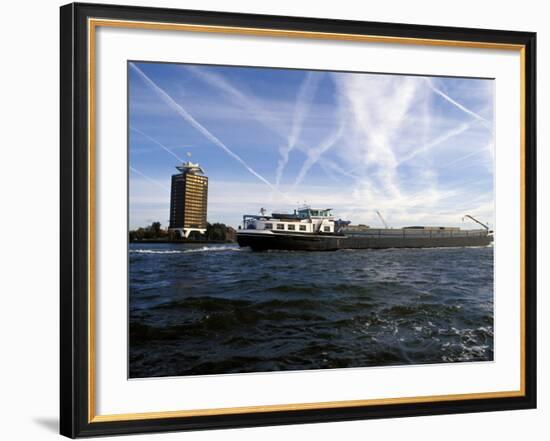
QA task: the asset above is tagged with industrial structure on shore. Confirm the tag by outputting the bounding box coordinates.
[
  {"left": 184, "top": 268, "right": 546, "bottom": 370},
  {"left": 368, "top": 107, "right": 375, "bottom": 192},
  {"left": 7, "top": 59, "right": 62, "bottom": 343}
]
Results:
[{"left": 169, "top": 161, "right": 208, "bottom": 238}]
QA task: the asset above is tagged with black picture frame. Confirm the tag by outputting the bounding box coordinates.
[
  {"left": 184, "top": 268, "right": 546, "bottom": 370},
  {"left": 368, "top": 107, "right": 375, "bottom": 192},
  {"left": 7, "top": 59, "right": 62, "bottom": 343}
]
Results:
[{"left": 60, "top": 2, "right": 537, "bottom": 438}]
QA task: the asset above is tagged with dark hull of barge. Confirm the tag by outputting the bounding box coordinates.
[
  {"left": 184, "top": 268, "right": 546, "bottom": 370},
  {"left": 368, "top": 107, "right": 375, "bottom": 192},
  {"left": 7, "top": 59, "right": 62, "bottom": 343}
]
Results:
[{"left": 236, "top": 231, "right": 493, "bottom": 252}]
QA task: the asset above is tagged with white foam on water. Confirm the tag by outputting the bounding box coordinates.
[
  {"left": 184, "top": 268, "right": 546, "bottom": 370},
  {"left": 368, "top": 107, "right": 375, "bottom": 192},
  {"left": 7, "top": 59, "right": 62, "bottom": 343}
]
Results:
[{"left": 130, "top": 246, "right": 242, "bottom": 255}]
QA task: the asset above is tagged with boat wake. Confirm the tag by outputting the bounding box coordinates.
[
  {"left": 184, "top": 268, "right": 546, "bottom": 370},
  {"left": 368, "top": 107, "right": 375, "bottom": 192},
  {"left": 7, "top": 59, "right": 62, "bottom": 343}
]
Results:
[{"left": 130, "top": 246, "right": 242, "bottom": 255}]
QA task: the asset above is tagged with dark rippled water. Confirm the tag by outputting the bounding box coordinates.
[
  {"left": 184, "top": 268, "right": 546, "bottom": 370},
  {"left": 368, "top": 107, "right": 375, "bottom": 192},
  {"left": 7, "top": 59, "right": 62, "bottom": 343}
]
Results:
[{"left": 129, "top": 243, "right": 493, "bottom": 378}]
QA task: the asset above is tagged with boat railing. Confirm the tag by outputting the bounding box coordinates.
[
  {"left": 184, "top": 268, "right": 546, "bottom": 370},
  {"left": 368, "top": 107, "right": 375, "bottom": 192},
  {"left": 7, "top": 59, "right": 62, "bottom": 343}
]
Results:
[{"left": 242, "top": 214, "right": 268, "bottom": 220}]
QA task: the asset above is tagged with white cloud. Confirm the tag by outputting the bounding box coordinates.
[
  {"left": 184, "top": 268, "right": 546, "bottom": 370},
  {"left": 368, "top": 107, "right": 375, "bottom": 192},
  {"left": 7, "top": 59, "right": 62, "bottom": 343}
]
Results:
[
  {"left": 319, "top": 72, "right": 495, "bottom": 228},
  {"left": 331, "top": 73, "right": 425, "bottom": 201}
]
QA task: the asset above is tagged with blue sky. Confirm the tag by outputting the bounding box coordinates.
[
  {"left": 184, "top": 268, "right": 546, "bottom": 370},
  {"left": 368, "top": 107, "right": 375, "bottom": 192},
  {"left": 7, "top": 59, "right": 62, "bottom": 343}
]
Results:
[{"left": 129, "top": 61, "right": 494, "bottom": 230}]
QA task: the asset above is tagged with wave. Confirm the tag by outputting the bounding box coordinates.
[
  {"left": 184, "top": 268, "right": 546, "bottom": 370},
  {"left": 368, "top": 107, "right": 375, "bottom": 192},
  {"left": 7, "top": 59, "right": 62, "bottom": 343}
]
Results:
[{"left": 130, "top": 246, "right": 242, "bottom": 255}]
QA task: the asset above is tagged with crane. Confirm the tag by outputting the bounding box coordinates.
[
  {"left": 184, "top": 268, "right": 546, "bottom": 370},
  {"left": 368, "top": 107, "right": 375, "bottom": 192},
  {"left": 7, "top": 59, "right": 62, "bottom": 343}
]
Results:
[
  {"left": 462, "top": 214, "right": 490, "bottom": 231},
  {"left": 376, "top": 210, "right": 389, "bottom": 229}
]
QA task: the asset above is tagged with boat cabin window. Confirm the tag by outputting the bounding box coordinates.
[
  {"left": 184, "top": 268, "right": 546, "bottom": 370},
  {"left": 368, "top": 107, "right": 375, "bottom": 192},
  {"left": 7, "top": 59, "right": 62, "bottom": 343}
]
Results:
[
  {"left": 264, "top": 223, "right": 273, "bottom": 230},
  {"left": 299, "top": 225, "right": 307, "bottom": 231},
  {"left": 276, "top": 223, "right": 285, "bottom": 230},
  {"left": 323, "top": 226, "right": 330, "bottom": 232},
  {"left": 287, "top": 224, "right": 295, "bottom": 231},
  {"left": 297, "top": 208, "right": 332, "bottom": 218}
]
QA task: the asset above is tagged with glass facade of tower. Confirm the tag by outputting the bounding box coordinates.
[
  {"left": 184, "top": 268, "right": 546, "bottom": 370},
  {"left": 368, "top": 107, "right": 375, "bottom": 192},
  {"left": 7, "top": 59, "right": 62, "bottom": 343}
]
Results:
[{"left": 169, "top": 166, "right": 208, "bottom": 230}]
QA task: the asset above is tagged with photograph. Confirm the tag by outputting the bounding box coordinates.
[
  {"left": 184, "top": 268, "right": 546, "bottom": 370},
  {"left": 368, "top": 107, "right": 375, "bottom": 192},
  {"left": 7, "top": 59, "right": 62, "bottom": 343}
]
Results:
[{"left": 128, "top": 61, "right": 495, "bottom": 378}]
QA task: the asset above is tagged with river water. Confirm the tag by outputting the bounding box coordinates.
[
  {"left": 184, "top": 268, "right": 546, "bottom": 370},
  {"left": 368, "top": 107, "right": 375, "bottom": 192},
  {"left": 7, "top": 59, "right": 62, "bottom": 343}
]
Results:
[{"left": 129, "top": 243, "right": 493, "bottom": 378}]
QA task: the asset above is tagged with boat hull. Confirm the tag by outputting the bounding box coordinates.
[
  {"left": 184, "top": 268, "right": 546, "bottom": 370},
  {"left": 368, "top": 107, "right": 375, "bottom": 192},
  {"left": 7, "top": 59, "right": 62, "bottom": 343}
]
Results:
[{"left": 237, "top": 231, "right": 493, "bottom": 251}]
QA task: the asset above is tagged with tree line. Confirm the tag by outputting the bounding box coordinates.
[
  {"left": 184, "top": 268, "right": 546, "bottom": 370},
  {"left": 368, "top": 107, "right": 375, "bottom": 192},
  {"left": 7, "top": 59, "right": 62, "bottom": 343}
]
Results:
[{"left": 129, "top": 222, "right": 235, "bottom": 242}]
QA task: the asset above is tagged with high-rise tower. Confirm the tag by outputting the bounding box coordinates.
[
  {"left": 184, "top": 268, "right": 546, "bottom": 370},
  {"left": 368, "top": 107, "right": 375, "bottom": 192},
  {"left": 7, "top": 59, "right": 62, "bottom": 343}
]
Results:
[{"left": 169, "top": 161, "right": 208, "bottom": 238}]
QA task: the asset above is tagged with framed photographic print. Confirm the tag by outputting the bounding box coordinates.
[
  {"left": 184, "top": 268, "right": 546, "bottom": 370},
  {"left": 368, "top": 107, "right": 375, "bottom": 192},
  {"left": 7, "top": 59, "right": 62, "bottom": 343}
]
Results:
[{"left": 60, "top": 2, "right": 537, "bottom": 438}]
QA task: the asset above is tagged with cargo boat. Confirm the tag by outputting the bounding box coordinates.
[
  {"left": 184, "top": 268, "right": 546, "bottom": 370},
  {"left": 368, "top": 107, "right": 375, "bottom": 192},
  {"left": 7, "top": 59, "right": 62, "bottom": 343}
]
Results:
[{"left": 236, "top": 207, "right": 493, "bottom": 252}]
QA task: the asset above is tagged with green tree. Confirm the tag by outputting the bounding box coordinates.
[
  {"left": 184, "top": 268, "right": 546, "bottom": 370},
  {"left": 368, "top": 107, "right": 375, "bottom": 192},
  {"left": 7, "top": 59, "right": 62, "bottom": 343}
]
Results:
[
  {"left": 206, "top": 222, "right": 228, "bottom": 241},
  {"left": 151, "top": 222, "right": 162, "bottom": 236},
  {"left": 129, "top": 222, "right": 167, "bottom": 241}
]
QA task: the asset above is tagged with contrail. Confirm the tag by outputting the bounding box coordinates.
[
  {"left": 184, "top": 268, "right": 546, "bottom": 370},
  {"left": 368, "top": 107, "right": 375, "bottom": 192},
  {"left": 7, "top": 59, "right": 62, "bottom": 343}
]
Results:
[
  {"left": 440, "top": 149, "right": 485, "bottom": 169},
  {"left": 275, "top": 72, "right": 322, "bottom": 188},
  {"left": 130, "top": 62, "right": 276, "bottom": 190},
  {"left": 397, "top": 122, "right": 473, "bottom": 166},
  {"left": 130, "top": 126, "right": 184, "bottom": 162},
  {"left": 185, "top": 65, "right": 287, "bottom": 136},
  {"left": 130, "top": 166, "right": 170, "bottom": 191},
  {"left": 425, "top": 78, "right": 492, "bottom": 129},
  {"left": 323, "top": 160, "right": 360, "bottom": 180},
  {"left": 185, "top": 65, "right": 349, "bottom": 187},
  {"left": 292, "top": 123, "right": 344, "bottom": 189}
]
